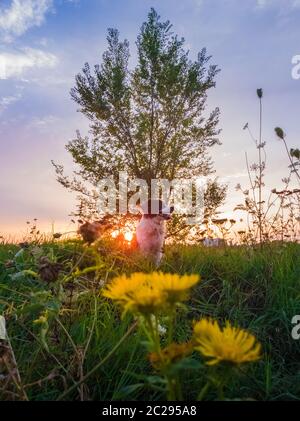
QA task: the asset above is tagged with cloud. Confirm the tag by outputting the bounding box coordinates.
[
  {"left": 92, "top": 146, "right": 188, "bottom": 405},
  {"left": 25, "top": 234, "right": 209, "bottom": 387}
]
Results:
[
  {"left": 256, "top": 0, "right": 300, "bottom": 8},
  {"left": 219, "top": 172, "right": 248, "bottom": 183},
  {"left": 256, "top": 0, "right": 267, "bottom": 7},
  {"left": 0, "top": 0, "right": 53, "bottom": 42},
  {"left": 0, "top": 47, "right": 58, "bottom": 80},
  {"left": 0, "top": 92, "right": 22, "bottom": 113},
  {"left": 192, "top": 0, "right": 203, "bottom": 9},
  {"left": 28, "top": 115, "right": 61, "bottom": 131}
]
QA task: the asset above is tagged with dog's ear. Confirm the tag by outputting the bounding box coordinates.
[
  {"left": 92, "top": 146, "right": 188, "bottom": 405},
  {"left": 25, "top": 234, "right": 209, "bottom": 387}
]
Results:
[{"left": 169, "top": 205, "right": 175, "bottom": 214}]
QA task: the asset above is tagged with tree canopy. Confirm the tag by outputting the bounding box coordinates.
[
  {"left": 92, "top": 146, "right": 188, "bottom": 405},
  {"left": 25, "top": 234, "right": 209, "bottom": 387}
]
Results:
[{"left": 53, "top": 8, "right": 223, "bottom": 219}]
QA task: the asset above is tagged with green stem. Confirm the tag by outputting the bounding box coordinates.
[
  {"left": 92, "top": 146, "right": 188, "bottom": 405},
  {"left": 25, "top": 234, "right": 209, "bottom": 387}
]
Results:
[
  {"left": 146, "top": 315, "right": 161, "bottom": 354},
  {"left": 56, "top": 321, "right": 137, "bottom": 400},
  {"left": 167, "top": 309, "right": 175, "bottom": 345},
  {"left": 258, "top": 96, "right": 263, "bottom": 247},
  {"left": 197, "top": 381, "right": 210, "bottom": 401},
  {"left": 218, "top": 382, "right": 225, "bottom": 401},
  {"left": 175, "top": 374, "right": 183, "bottom": 401},
  {"left": 166, "top": 376, "right": 176, "bottom": 401},
  {"left": 145, "top": 315, "right": 178, "bottom": 401}
]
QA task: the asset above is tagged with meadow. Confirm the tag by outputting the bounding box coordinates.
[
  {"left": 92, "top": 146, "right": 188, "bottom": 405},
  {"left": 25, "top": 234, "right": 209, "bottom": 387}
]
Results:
[
  {"left": 1, "top": 2, "right": 300, "bottom": 407},
  {"left": 0, "top": 238, "right": 300, "bottom": 401}
]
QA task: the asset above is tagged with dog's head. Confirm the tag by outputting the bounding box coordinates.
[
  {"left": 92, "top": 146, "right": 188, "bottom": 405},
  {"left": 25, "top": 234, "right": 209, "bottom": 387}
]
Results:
[{"left": 138, "top": 199, "right": 174, "bottom": 222}]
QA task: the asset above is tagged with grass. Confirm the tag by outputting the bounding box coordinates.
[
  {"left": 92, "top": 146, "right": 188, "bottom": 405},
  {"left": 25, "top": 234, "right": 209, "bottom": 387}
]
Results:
[{"left": 0, "top": 239, "right": 300, "bottom": 401}]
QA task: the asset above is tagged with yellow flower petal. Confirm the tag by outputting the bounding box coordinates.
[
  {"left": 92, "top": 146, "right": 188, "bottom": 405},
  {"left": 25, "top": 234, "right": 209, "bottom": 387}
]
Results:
[
  {"left": 102, "top": 272, "right": 200, "bottom": 315},
  {"left": 193, "top": 318, "right": 261, "bottom": 365}
]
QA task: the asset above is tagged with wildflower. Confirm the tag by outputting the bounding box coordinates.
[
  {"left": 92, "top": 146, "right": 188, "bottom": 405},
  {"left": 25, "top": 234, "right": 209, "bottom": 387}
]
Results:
[
  {"left": 250, "top": 163, "right": 258, "bottom": 171},
  {"left": 256, "top": 88, "right": 263, "bottom": 99},
  {"left": 33, "top": 311, "right": 48, "bottom": 325},
  {"left": 38, "top": 257, "right": 62, "bottom": 283},
  {"left": 98, "top": 279, "right": 106, "bottom": 288},
  {"left": 150, "top": 315, "right": 167, "bottom": 336},
  {"left": 275, "top": 127, "right": 285, "bottom": 140},
  {"left": 103, "top": 272, "right": 166, "bottom": 315},
  {"left": 19, "top": 242, "right": 29, "bottom": 249},
  {"left": 4, "top": 260, "right": 14, "bottom": 269},
  {"left": 126, "top": 287, "right": 166, "bottom": 315},
  {"left": 193, "top": 319, "right": 261, "bottom": 366},
  {"left": 78, "top": 220, "right": 112, "bottom": 244},
  {"left": 78, "top": 221, "right": 102, "bottom": 244},
  {"left": 153, "top": 272, "right": 200, "bottom": 305},
  {"left": 102, "top": 273, "right": 146, "bottom": 302},
  {"left": 257, "top": 141, "right": 266, "bottom": 149},
  {"left": 149, "top": 341, "right": 193, "bottom": 370},
  {"left": 53, "top": 233, "right": 62, "bottom": 239},
  {"left": 103, "top": 272, "right": 200, "bottom": 315},
  {"left": 291, "top": 148, "right": 300, "bottom": 160},
  {"left": 211, "top": 218, "right": 227, "bottom": 225},
  {"left": 158, "top": 323, "right": 167, "bottom": 336}
]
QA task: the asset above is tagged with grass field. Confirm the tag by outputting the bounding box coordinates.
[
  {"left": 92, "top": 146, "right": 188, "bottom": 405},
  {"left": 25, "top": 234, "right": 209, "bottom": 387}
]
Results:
[{"left": 0, "top": 240, "right": 300, "bottom": 401}]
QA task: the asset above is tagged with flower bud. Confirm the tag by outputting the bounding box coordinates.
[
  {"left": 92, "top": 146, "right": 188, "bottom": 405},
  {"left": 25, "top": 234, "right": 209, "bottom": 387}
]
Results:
[
  {"left": 275, "top": 127, "right": 285, "bottom": 140},
  {"left": 257, "top": 88, "right": 263, "bottom": 98}
]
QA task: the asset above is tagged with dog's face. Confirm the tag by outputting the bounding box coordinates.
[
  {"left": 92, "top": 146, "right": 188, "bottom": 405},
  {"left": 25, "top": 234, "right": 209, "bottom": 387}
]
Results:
[{"left": 138, "top": 199, "right": 174, "bottom": 222}]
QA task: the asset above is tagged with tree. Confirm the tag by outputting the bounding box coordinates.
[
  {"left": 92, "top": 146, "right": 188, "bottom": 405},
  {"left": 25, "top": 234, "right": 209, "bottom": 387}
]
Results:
[{"left": 53, "top": 8, "right": 222, "bottom": 221}]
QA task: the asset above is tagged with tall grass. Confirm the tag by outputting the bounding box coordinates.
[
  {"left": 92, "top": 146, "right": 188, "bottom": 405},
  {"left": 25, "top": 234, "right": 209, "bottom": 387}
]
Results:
[{"left": 0, "top": 240, "right": 299, "bottom": 400}]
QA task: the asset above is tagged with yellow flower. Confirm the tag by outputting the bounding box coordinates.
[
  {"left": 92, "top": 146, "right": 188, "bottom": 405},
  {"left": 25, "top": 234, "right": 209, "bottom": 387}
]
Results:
[
  {"left": 102, "top": 273, "right": 143, "bottom": 303},
  {"left": 103, "top": 272, "right": 165, "bottom": 315},
  {"left": 124, "top": 286, "right": 166, "bottom": 315},
  {"left": 193, "top": 319, "right": 261, "bottom": 365},
  {"left": 154, "top": 272, "right": 200, "bottom": 304},
  {"left": 102, "top": 272, "right": 200, "bottom": 315},
  {"left": 33, "top": 310, "right": 48, "bottom": 325}
]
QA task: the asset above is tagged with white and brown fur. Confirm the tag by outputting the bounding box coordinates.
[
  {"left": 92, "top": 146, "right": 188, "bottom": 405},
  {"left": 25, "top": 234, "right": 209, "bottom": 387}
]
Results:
[{"left": 136, "top": 200, "right": 174, "bottom": 266}]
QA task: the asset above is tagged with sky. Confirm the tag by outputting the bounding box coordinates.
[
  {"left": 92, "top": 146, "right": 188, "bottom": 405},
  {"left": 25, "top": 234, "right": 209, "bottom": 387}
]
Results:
[{"left": 0, "top": 0, "right": 300, "bottom": 238}]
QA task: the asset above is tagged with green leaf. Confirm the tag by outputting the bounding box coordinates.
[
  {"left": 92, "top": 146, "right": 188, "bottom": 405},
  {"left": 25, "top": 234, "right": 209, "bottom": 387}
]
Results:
[
  {"left": 167, "top": 357, "right": 202, "bottom": 375},
  {"left": 10, "top": 269, "right": 39, "bottom": 281},
  {"left": 113, "top": 383, "right": 144, "bottom": 399},
  {"left": 145, "top": 375, "right": 167, "bottom": 385}
]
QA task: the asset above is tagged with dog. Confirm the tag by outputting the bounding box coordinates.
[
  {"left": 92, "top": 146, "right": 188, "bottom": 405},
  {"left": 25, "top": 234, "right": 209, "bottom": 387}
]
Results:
[{"left": 136, "top": 199, "right": 174, "bottom": 266}]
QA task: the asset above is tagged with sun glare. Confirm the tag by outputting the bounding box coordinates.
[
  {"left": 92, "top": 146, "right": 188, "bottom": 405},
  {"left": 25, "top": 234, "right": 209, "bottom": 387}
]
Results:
[
  {"left": 111, "top": 229, "right": 134, "bottom": 242},
  {"left": 111, "top": 230, "right": 119, "bottom": 238},
  {"left": 124, "top": 231, "right": 133, "bottom": 242}
]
